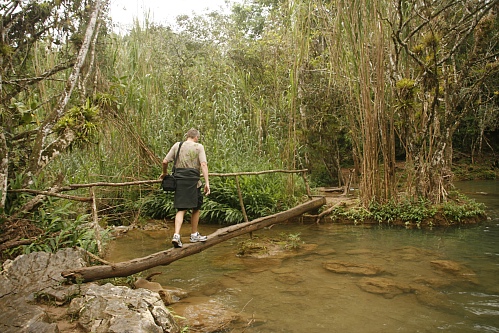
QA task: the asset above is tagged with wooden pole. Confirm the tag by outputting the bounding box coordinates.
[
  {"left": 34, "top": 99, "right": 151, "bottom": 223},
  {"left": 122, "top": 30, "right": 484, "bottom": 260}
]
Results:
[
  {"left": 314, "top": 201, "right": 344, "bottom": 224},
  {"left": 8, "top": 189, "right": 92, "bottom": 202},
  {"left": 343, "top": 168, "right": 354, "bottom": 196},
  {"left": 90, "top": 187, "right": 103, "bottom": 256},
  {"left": 301, "top": 171, "right": 312, "bottom": 198},
  {"left": 234, "top": 175, "right": 249, "bottom": 223}
]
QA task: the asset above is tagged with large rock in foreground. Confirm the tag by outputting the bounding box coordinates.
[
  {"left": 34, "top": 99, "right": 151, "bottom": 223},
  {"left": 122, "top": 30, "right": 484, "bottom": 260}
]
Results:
[
  {"left": 68, "top": 283, "right": 180, "bottom": 333},
  {"left": 0, "top": 248, "right": 180, "bottom": 333},
  {"left": 0, "top": 248, "right": 88, "bottom": 333}
]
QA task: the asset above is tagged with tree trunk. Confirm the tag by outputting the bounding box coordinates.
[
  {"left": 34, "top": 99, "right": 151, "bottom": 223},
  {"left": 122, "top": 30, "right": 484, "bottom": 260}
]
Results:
[
  {"left": 28, "top": 0, "right": 103, "bottom": 175},
  {"left": 0, "top": 131, "right": 7, "bottom": 209},
  {"left": 61, "top": 197, "right": 326, "bottom": 282}
]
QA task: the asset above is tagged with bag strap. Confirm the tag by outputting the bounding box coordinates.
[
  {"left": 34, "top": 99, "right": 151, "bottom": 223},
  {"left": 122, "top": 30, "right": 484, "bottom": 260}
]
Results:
[{"left": 172, "top": 141, "right": 184, "bottom": 173}]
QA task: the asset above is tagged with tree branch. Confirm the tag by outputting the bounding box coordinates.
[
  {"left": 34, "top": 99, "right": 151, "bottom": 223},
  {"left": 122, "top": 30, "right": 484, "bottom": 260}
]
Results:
[{"left": 8, "top": 189, "right": 92, "bottom": 202}]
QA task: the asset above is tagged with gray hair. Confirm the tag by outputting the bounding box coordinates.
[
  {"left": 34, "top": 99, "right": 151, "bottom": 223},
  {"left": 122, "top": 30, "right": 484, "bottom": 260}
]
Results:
[{"left": 185, "top": 128, "right": 200, "bottom": 139}]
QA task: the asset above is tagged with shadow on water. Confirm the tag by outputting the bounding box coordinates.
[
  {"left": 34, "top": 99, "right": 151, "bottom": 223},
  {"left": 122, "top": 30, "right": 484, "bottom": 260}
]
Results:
[{"left": 105, "top": 180, "right": 499, "bottom": 333}]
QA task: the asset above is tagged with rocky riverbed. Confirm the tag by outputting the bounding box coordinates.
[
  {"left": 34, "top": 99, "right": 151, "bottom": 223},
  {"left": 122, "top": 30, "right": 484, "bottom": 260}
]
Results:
[
  {"left": 0, "top": 235, "right": 484, "bottom": 333},
  {"left": 0, "top": 248, "right": 245, "bottom": 333}
]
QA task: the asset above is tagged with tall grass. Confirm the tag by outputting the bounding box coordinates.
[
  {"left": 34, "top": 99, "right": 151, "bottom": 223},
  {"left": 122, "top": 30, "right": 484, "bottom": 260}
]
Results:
[{"left": 43, "top": 12, "right": 308, "bottom": 225}]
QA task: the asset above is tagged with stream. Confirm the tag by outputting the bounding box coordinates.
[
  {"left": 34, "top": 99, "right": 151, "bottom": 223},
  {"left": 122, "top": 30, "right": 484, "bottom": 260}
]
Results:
[{"left": 105, "top": 180, "right": 499, "bottom": 332}]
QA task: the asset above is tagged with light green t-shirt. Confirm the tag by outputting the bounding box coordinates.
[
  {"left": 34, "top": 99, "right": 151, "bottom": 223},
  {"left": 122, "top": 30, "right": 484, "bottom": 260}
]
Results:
[{"left": 165, "top": 141, "right": 207, "bottom": 171}]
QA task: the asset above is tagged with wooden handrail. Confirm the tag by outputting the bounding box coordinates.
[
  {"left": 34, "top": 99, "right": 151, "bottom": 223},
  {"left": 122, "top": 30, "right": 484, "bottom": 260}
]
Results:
[{"left": 10, "top": 169, "right": 311, "bottom": 230}]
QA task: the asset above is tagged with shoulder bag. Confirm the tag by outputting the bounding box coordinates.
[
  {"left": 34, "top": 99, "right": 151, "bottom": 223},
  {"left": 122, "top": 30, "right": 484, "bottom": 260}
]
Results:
[{"left": 161, "top": 141, "right": 184, "bottom": 192}]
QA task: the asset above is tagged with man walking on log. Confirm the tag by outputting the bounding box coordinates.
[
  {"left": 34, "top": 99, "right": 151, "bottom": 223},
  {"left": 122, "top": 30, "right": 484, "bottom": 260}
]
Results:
[{"left": 160, "top": 128, "right": 210, "bottom": 248}]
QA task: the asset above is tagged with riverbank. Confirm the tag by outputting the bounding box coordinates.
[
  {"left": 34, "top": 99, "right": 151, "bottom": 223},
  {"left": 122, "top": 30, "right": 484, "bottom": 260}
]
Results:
[{"left": 311, "top": 159, "right": 497, "bottom": 227}]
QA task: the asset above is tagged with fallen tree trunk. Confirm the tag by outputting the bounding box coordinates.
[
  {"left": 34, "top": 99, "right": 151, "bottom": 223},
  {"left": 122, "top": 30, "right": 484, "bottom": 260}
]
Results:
[{"left": 61, "top": 197, "right": 325, "bottom": 282}]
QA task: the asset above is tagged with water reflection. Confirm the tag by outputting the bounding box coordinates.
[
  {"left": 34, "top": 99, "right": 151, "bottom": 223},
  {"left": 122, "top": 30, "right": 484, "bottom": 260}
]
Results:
[{"left": 105, "top": 181, "right": 499, "bottom": 332}]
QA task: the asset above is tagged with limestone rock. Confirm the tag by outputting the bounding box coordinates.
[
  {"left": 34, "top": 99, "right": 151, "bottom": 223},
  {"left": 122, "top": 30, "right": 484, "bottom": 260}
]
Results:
[
  {"left": 0, "top": 248, "right": 88, "bottom": 333},
  {"left": 0, "top": 249, "right": 181, "bottom": 333},
  {"left": 0, "top": 297, "right": 59, "bottom": 333},
  {"left": 68, "top": 283, "right": 180, "bottom": 333},
  {"left": 0, "top": 247, "right": 87, "bottom": 299}
]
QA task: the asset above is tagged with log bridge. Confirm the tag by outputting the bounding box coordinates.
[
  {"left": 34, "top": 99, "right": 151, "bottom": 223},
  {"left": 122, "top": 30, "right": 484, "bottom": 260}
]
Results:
[
  {"left": 9, "top": 168, "right": 324, "bottom": 282},
  {"left": 62, "top": 196, "right": 325, "bottom": 282}
]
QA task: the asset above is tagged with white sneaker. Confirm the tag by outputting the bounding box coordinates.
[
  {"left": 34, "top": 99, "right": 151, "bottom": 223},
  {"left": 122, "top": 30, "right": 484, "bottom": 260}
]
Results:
[
  {"left": 172, "top": 234, "right": 183, "bottom": 248},
  {"left": 190, "top": 232, "right": 207, "bottom": 243}
]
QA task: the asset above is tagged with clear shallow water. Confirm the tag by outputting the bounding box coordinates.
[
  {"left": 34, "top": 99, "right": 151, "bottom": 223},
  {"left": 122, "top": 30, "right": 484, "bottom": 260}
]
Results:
[{"left": 106, "top": 180, "right": 499, "bottom": 332}]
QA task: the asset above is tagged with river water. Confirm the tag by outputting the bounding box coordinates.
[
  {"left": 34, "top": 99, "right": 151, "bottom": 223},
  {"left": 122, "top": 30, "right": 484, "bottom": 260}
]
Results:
[{"left": 105, "top": 181, "right": 499, "bottom": 332}]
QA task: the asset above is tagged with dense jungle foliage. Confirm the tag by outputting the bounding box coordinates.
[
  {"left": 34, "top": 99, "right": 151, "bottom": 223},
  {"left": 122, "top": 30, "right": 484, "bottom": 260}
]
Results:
[{"left": 0, "top": 0, "right": 498, "bottom": 257}]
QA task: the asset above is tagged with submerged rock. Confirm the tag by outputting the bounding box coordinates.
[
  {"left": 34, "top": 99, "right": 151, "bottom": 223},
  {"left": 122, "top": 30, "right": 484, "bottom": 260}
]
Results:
[
  {"left": 357, "top": 277, "right": 411, "bottom": 299},
  {"left": 357, "top": 277, "right": 454, "bottom": 310},
  {"left": 323, "top": 260, "right": 385, "bottom": 276},
  {"left": 410, "top": 284, "right": 453, "bottom": 310},
  {"left": 430, "top": 260, "right": 479, "bottom": 284},
  {"left": 171, "top": 296, "right": 244, "bottom": 333},
  {"left": 275, "top": 273, "right": 305, "bottom": 285}
]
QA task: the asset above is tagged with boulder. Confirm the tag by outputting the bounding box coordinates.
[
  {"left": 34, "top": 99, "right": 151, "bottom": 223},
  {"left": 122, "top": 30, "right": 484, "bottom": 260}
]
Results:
[
  {"left": 0, "top": 249, "right": 180, "bottom": 333},
  {"left": 357, "top": 277, "right": 411, "bottom": 299},
  {"left": 68, "top": 283, "right": 180, "bottom": 333},
  {"left": 0, "top": 247, "right": 88, "bottom": 299},
  {"left": 0, "top": 297, "right": 60, "bottom": 333},
  {"left": 0, "top": 248, "right": 88, "bottom": 333}
]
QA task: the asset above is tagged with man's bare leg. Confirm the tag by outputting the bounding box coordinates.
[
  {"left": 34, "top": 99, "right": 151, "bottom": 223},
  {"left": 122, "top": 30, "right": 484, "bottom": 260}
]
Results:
[
  {"left": 174, "top": 210, "right": 186, "bottom": 234},
  {"left": 190, "top": 209, "right": 200, "bottom": 233},
  {"left": 189, "top": 209, "right": 207, "bottom": 242},
  {"left": 172, "top": 210, "right": 186, "bottom": 248}
]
